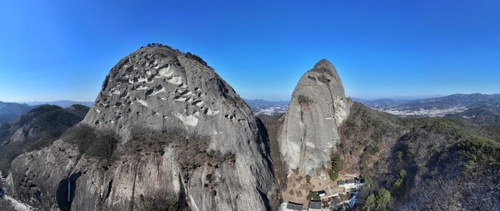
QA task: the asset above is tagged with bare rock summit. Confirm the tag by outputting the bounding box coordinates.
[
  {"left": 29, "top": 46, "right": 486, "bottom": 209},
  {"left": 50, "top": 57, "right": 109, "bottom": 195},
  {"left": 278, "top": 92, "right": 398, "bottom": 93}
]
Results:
[
  {"left": 278, "top": 59, "right": 352, "bottom": 176},
  {"left": 10, "top": 45, "right": 275, "bottom": 211}
]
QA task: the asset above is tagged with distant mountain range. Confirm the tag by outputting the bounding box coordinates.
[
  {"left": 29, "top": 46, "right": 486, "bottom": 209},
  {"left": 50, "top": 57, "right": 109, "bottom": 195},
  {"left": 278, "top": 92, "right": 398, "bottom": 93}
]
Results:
[
  {"left": 244, "top": 93, "right": 500, "bottom": 117},
  {"left": 0, "top": 100, "right": 93, "bottom": 124},
  {"left": 399, "top": 93, "right": 500, "bottom": 110},
  {"left": 2, "top": 94, "right": 499, "bottom": 123},
  {"left": 353, "top": 98, "right": 415, "bottom": 108},
  {"left": 244, "top": 94, "right": 500, "bottom": 117},
  {"left": 0, "top": 102, "right": 34, "bottom": 125},
  {"left": 23, "top": 100, "right": 93, "bottom": 108},
  {"left": 356, "top": 93, "right": 500, "bottom": 117}
]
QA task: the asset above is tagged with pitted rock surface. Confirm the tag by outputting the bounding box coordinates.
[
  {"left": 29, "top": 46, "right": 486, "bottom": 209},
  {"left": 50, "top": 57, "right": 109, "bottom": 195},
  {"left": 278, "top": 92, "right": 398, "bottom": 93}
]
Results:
[{"left": 10, "top": 46, "right": 275, "bottom": 211}]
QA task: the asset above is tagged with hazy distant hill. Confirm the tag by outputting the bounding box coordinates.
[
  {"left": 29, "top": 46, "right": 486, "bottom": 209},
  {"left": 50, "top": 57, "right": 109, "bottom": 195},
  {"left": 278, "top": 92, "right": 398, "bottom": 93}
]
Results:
[
  {"left": 354, "top": 98, "right": 414, "bottom": 108},
  {"left": 362, "top": 93, "right": 500, "bottom": 110},
  {"left": 244, "top": 99, "right": 289, "bottom": 115},
  {"left": 0, "top": 100, "right": 92, "bottom": 125},
  {"left": 357, "top": 93, "right": 500, "bottom": 117},
  {"left": 447, "top": 105, "right": 500, "bottom": 125},
  {"left": 401, "top": 93, "right": 500, "bottom": 110},
  {"left": 24, "top": 100, "right": 93, "bottom": 108},
  {"left": 0, "top": 102, "right": 34, "bottom": 124}
]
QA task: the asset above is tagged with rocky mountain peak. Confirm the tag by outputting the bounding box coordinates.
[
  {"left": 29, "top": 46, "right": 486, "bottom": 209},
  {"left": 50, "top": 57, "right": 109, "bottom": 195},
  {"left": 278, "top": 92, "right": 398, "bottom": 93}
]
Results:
[
  {"left": 9, "top": 45, "right": 275, "bottom": 211},
  {"left": 278, "top": 59, "right": 352, "bottom": 176},
  {"left": 83, "top": 45, "right": 250, "bottom": 142},
  {"left": 311, "top": 59, "right": 337, "bottom": 76}
]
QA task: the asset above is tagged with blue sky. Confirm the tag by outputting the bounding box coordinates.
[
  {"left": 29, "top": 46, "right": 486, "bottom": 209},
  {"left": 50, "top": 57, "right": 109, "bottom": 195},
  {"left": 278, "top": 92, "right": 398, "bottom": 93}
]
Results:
[{"left": 0, "top": 0, "right": 499, "bottom": 102}]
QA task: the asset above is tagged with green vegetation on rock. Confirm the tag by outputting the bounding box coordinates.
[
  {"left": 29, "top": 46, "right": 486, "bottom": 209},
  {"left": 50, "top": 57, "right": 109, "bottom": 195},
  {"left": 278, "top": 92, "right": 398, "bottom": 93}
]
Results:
[
  {"left": 328, "top": 169, "right": 339, "bottom": 181},
  {"left": 392, "top": 169, "right": 407, "bottom": 194},
  {"left": 328, "top": 154, "right": 341, "bottom": 181},
  {"left": 62, "top": 124, "right": 118, "bottom": 160},
  {"left": 306, "top": 191, "right": 320, "bottom": 201},
  {"left": 375, "top": 188, "right": 391, "bottom": 211},
  {"left": 139, "top": 193, "right": 180, "bottom": 211},
  {"left": 363, "top": 193, "right": 376, "bottom": 211},
  {"left": 305, "top": 174, "right": 311, "bottom": 183},
  {"left": 297, "top": 95, "right": 313, "bottom": 106}
]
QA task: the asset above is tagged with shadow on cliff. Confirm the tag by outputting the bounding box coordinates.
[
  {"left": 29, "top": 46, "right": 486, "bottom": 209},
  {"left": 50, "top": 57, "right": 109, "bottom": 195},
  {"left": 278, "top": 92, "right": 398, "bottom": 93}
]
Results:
[{"left": 56, "top": 172, "right": 82, "bottom": 211}]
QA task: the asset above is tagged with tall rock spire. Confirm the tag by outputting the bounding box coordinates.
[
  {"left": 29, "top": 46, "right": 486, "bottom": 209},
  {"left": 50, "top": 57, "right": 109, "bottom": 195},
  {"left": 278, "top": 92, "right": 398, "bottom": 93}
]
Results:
[{"left": 278, "top": 59, "right": 351, "bottom": 175}]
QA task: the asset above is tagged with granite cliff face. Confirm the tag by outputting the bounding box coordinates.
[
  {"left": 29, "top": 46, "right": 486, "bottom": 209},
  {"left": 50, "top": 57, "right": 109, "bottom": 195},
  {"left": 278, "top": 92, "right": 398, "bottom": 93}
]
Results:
[
  {"left": 9, "top": 45, "right": 275, "bottom": 211},
  {"left": 278, "top": 59, "right": 351, "bottom": 175}
]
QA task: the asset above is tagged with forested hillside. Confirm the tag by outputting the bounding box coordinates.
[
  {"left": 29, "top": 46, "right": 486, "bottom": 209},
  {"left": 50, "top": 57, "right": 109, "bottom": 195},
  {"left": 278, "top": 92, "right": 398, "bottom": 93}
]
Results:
[
  {"left": 337, "top": 103, "right": 500, "bottom": 210},
  {"left": 0, "top": 104, "right": 89, "bottom": 174}
]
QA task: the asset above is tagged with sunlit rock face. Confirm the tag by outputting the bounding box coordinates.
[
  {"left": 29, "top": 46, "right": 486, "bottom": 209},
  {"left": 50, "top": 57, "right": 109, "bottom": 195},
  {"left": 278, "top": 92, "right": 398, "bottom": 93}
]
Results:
[
  {"left": 11, "top": 45, "right": 275, "bottom": 211},
  {"left": 84, "top": 47, "right": 240, "bottom": 140},
  {"left": 278, "top": 59, "right": 351, "bottom": 176}
]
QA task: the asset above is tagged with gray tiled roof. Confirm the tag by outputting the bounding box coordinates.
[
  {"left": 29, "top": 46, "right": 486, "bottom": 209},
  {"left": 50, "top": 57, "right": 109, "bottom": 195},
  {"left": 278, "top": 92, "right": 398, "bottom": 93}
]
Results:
[
  {"left": 287, "top": 201, "right": 303, "bottom": 210},
  {"left": 308, "top": 200, "right": 322, "bottom": 209}
]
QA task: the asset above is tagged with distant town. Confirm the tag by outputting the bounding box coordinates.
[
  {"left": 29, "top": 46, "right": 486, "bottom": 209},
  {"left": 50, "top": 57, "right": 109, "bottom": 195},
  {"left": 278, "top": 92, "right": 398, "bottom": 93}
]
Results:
[
  {"left": 255, "top": 106, "right": 288, "bottom": 115},
  {"left": 375, "top": 106, "right": 468, "bottom": 117}
]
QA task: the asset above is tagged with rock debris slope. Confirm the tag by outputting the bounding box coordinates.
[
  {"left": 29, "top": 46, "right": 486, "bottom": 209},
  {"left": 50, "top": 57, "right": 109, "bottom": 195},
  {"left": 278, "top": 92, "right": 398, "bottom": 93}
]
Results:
[
  {"left": 278, "top": 59, "right": 351, "bottom": 175},
  {"left": 10, "top": 45, "right": 275, "bottom": 211}
]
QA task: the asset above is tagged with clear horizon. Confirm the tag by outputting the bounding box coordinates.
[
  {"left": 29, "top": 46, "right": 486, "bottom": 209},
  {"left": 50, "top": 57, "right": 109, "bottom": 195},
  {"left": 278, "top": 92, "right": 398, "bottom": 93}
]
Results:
[
  {"left": 1, "top": 1, "right": 499, "bottom": 102},
  {"left": 4, "top": 93, "right": 500, "bottom": 105}
]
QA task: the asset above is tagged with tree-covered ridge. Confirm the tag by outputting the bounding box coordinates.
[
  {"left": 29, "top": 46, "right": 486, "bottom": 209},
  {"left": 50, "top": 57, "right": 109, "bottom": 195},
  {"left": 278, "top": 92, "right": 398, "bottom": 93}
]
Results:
[
  {"left": 0, "top": 101, "right": 34, "bottom": 125},
  {"left": 394, "top": 93, "right": 500, "bottom": 110},
  {"left": 0, "top": 104, "right": 89, "bottom": 174},
  {"left": 338, "top": 102, "right": 500, "bottom": 210}
]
